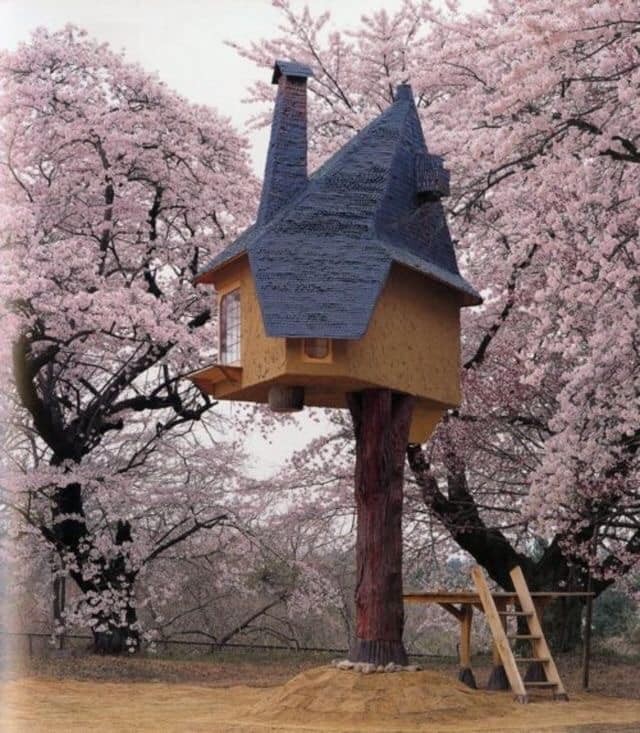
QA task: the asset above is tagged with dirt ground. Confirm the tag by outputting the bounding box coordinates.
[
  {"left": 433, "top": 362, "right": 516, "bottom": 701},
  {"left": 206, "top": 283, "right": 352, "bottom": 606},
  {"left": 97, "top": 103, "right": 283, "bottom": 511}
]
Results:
[{"left": 2, "top": 649, "right": 640, "bottom": 732}]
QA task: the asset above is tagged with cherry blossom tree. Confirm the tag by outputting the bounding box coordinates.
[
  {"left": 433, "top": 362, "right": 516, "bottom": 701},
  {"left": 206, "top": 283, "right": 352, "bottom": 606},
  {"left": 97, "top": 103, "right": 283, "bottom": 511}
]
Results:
[
  {"left": 238, "top": 0, "right": 639, "bottom": 649},
  {"left": 3, "top": 1, "right": 638, "bottom": 658},
  {"left": 0, "top": 25, "right": 260, "bottom": 651}
]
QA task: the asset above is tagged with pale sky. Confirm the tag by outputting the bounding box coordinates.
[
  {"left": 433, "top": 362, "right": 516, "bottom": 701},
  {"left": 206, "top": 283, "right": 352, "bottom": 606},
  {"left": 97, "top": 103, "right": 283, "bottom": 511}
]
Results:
[
  {"left": 0, "top": 0, "right": 487, "bottom": 174},
  {"left": 0, "top": 0, "right": 411, "bottom": 173},
  {"left": 0, "top": 0, "right": 487, "bottom": 473}
]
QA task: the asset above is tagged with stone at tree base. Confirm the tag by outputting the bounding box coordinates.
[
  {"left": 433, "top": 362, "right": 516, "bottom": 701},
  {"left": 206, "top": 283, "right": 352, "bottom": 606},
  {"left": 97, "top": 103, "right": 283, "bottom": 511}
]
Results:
[
  {"left": 336, "top": 660, "right": 354, "bottom": 670},
  {"left": 458, "top": 666, "right": 477, "bottom": 689},
  {"left": 487, "top": 664, "right": 510, "bottom": 690},
  {"left": 332, "top": 658, "right": 423, "bottom": 673}
]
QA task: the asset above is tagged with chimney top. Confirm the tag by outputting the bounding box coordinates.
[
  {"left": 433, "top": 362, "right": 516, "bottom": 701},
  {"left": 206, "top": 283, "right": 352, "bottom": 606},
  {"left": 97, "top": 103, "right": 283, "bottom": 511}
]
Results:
[
  {"left": 272, "top": 59, "right": 314, "bottom": 84},
  {"left": 395, "top": 83, "right": 413, "bottom": 101}
]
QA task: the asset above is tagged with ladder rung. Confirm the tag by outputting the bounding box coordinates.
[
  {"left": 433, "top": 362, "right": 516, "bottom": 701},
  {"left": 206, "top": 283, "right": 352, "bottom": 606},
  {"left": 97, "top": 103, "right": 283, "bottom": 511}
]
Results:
[
  {"left": 498, "top": 611, "right": 532, "bottom": 616},
  {"left": 525, "top": 681, "right": 558, "bottom": 688},
  {"left": 472, "top": 565, "right": 567, "bottom": 702},
  {"left": 515, "top": 657, "right": 549, "bottom": 663}
]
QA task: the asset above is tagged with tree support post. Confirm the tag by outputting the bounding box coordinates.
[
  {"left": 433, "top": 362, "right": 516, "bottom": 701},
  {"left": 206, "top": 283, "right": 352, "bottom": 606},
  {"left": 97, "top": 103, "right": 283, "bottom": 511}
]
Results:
[
  {"left": 347, "top": 389, "right": 414, "bottom": 667},
  {"left": 458, "top": 605, "right": 477, "bottom": 688},
  {"left": 439, "top": 603, "right": 477, "bottom": 688}
]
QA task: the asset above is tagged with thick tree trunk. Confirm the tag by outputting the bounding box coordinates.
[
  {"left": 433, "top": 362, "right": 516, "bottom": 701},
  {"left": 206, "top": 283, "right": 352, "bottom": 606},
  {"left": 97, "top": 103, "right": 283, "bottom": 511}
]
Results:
[
  {"left": 51, "top": 484, "right": 140, "bottom": 655},
  {"left": 347, "top": 389, "right": 414, "bottom": 666},
  {"left": 92, "top": 600, "right": 139, "bottom": 655},
  {"left": 533, "top": 575, "right": 585, "bottom": 653},
  {"left": 91, "top": 520, "right": 140, "bottom": 654}
]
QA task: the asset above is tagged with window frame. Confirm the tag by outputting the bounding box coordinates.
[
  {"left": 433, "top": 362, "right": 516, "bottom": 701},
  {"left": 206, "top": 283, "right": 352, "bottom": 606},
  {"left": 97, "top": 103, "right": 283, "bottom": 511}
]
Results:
[
  {"left": 218, "top": 284, "right": 242, "bottom": 366},
  {"left": 301, "top": 338, "right": 333, "bottom": 364}
]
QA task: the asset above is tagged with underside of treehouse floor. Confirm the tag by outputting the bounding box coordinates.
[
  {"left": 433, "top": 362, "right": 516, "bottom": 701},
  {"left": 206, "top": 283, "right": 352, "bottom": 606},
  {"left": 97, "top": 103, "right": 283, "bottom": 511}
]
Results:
[{"left": 5, "top": 667, "right": 640, "bottom": 732}]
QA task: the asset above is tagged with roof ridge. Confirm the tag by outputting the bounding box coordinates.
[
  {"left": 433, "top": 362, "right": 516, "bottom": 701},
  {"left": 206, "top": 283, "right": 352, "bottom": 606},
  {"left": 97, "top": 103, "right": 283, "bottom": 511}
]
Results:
[{"left": 372, "top": 95, "right": 420, "bottom": 234}]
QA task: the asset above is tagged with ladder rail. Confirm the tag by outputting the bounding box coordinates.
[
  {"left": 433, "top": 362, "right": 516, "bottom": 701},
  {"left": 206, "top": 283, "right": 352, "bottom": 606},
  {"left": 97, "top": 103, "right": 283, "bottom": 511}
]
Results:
[
  {"left": 472, "top": 565, "right": 569, "bottom": 703},
  {"left": 509, "top": 566, "right": 568, "bottom": 700},
  {"left": 471, "top": 566, "right": 528, "bottom": 701}
]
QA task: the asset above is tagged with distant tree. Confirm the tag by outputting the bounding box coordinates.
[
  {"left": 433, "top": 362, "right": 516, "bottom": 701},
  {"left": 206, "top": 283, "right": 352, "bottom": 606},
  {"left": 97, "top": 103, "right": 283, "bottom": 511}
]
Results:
[
  {"left": 592, "top": 588, "right": 637, "bottom": 638},
  {"left": 0, "top": 26, "right": 259, "bottom": 652}
]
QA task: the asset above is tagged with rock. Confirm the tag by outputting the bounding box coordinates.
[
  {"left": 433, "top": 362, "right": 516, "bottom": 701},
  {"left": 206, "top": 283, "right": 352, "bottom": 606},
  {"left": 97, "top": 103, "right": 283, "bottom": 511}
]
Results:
[
  {"left": 334, "top": 658, "right": 423, "bottom": 674},
  {"left": 337, "top": 660, "right": 354, "bottom": 670}
]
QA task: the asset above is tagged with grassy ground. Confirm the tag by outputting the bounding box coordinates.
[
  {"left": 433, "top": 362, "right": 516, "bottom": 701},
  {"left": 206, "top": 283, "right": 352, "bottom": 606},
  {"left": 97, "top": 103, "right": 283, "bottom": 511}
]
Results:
[
  {"left": 2, "top": 644, "right": 639, "bottom": 698},
  {"left": 3, "top": 649, "right": 640, "bottom": 733}
]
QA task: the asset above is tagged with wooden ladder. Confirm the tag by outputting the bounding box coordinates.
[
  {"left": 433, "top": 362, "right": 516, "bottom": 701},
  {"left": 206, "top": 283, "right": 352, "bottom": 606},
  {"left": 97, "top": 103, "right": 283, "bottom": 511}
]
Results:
[{"left": 471, "top": 565, "right": 568, "bottom": 703}]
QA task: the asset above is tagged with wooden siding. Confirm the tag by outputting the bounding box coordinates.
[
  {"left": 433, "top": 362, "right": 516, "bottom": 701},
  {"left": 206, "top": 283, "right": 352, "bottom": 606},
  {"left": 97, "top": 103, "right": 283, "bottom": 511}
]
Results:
[
  {"left": 194, "top": 261, "right": 459, "bottom": 442},
  {"left": 284, "top": 264, "right": 461, "bottom": 408}
]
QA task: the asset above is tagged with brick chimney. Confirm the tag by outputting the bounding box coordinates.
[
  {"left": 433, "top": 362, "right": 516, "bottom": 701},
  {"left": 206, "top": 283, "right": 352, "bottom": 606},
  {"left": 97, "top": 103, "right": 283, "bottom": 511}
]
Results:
[{"left": 257, "top": 60, "right": 314, "bottom": 225}]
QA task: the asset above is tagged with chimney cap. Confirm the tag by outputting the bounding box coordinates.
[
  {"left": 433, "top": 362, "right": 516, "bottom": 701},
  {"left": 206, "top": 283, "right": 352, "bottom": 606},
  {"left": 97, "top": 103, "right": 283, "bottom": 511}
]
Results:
[
  {"left": 272, "top": 59, "right": 314, "bottom": 84},
  {"left": 395, "top": 83, "right": 413, "bottom": 101}
]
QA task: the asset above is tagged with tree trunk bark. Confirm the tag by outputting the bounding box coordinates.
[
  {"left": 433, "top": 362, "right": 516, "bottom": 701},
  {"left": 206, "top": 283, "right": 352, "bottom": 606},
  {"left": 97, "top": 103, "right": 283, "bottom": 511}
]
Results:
[
  {"left": 92, "top": 600, "right": 139, "bottom": 655},
  {"left": 91, "top": 520, "right": 140, "bottom": 654},
  {"left": 51, "top": 503, "right": 140, "bottom": 656},
  {"left": 347, "top": 389, "right": 414, "bottom": 666}
]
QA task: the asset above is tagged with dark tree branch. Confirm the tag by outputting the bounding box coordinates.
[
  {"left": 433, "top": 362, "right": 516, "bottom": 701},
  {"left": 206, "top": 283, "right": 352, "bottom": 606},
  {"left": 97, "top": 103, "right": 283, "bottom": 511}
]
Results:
[
  {"left": 406, "top": 443, "right": 533, "bottom": 589},
  {"left": 142, "top": 513, "right": 228, "bottom": 566},
  {"left": 464, "top": 242, "right": 538, "bottom": 370},
  {"left": 216, "top": 595, "right": 288, "bottom": 648}
]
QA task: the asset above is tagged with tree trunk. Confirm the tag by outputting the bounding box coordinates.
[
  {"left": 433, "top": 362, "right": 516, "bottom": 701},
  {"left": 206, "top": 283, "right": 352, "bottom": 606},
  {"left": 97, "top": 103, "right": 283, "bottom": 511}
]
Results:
[
  {"left": 92, "top": 601, "right": 139, "bottom": 655},
  {"left": 347, "top": 389, "right": 414, "bottom": 666},
  {"left": 51, "top": 493, "right": 140, "bottom": 656},
  {"left": 91, "top": 520, "right": 140, "bottom": 654}
]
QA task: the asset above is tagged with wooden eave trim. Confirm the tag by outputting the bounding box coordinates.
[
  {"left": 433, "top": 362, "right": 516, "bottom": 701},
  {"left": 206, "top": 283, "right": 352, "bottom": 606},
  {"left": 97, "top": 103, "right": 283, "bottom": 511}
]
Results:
[
  {"left": 185, "top": 364, "right": 243, "bottom": 386},
  {"left": 193, "top": 252, "right": 249, "bottom": 287}
]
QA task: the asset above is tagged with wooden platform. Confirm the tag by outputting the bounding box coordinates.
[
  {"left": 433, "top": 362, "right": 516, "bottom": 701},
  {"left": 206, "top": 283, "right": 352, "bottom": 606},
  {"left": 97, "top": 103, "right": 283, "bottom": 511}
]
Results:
[{"left": 404, "top": 571, "right": 593, "bottom": 700}]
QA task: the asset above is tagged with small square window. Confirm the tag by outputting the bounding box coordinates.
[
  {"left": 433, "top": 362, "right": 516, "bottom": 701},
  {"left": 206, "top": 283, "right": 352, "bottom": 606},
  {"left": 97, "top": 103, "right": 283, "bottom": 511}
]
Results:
[
  {"left": 220, "top": 289, "right": 241, "bottom": 365},
  {"left": 303, "top": 338, "right": 331, "bottom": 361}
]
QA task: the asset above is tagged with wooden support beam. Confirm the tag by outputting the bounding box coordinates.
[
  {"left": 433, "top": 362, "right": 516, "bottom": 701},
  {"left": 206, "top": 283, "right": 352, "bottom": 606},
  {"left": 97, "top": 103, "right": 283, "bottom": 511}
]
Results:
[
  {"left": 439, "top": 603, "right": 465, "bottom": 622},
  {"left": 472, "top": 566, "right": 528, "bottom": 701},
  {"left": 459, "top": 605, "right": 473, "bottom": 668},
  {"left": 457, "top": 605, "right": 477, "bottom": 689}
]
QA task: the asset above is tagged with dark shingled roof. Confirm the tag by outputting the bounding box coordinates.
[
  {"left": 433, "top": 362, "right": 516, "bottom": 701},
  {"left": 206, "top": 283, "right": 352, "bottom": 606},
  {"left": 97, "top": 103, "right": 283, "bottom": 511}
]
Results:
[{"left": 200, "top": 83, "right": 481, "bottom": 339}]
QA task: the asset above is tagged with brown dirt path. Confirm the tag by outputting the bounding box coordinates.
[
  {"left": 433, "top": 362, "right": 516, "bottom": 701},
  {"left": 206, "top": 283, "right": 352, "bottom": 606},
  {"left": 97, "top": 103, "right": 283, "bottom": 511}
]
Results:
[{"left": 3, "top": 666, "right": 640, "bottom": 732}]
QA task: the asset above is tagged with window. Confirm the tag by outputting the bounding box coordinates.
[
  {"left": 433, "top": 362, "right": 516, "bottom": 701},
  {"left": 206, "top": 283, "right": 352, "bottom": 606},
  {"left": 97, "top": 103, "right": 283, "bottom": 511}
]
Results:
[
  {"left": 219, "top": 289, "right": 241, "bottom": 365},
  {"left": 303, "top": 338, "right": 331, "bottom": 361}
]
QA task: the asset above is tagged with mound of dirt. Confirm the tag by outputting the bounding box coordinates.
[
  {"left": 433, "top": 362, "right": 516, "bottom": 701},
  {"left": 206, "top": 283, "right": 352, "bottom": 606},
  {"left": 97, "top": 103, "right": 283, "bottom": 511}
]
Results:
[
  {"left": 252, "top": 667, "right": 495, "bottom": 722},
  {"left": 241, "top": 666, "right": 640, "bottom": 732}
]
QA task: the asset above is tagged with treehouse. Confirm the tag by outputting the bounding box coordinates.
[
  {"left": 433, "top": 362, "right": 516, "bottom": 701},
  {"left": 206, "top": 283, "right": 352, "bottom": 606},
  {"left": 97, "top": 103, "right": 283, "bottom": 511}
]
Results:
[{"left": 189, "top": 60, "right": 481, "bottom": 443}]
